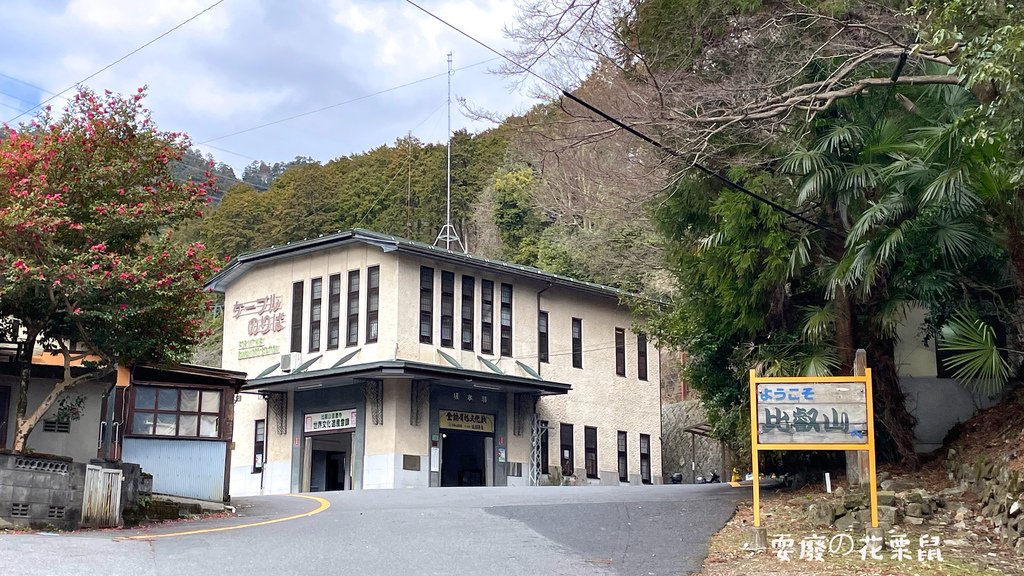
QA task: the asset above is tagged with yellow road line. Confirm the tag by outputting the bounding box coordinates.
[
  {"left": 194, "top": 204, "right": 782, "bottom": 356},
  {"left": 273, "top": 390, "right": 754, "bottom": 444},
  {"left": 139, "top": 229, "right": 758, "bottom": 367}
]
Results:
[{"left": 119, "top": 494, "right": 330, "bottom": 541}]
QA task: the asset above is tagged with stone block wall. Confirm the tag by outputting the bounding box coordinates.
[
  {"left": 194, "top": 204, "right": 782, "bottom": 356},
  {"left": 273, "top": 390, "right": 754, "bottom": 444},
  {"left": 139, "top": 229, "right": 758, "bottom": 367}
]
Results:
[
  {"left": 0, "top": 452, "right": 86, "bottom": 530},
  {"left": 949, "top": 449, "right": 1024, "bottom": 556}
]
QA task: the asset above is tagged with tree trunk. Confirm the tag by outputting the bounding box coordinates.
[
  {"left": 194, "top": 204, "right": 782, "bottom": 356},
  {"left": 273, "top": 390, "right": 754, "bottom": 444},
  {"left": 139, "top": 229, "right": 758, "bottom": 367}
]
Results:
[
  {"left": 868, "top": 336, "right": 919, "bottom": 466},
  {"left": 13, "top": 328, "right": 38, "bottom": 453}
]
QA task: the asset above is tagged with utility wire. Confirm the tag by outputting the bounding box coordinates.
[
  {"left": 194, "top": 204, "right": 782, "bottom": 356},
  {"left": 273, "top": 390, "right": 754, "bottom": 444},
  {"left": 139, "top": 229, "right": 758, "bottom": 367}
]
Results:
[
  {"left": 403, "top": 0, "right": 843, "bottom": 239},
  {"left": 198, "top": 58, "right": 498, "bottom": 145},
  {"left": 6, "top": 0, "right": 228, "bottom": 124}
]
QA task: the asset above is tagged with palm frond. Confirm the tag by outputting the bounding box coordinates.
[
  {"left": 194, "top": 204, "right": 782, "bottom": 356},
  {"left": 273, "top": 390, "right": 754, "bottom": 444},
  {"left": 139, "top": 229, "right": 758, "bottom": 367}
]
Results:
[
  {"left": 799, "top": 348, "right": 840, "bottom": 377},
  {"left": 801, "top": 303, "right": 835, "bottom": 344},
  {"left": 939, "top": 311, "right": 1010, "bottom": 395}
]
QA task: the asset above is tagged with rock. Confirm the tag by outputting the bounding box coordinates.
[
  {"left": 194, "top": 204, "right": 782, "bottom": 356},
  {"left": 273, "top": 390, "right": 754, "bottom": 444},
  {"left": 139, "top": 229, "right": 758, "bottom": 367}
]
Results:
[
  {"left": 1016, "top": 538, "right": 1024, "bottom": 556},
  {"left": 905, "top": 516, "right": 925, "bottom": 525},
  {"left": 906, "top": 503, "right": 925, "bottom": 518},
  {"left": 940, "top": 487, "right": 965, "bottom": 498},
  {"left": 1010, "top": 500, "right": 1021, "bottom": 517},
  {"left": 844, "top": 492, "right": 868, "bottom": 510},
  {"left": 955, "top": 506, "right": 971, "bottom": 521},
  {"left": 833, "top": 486, "right": 845, "bottom": 499},
  {"left": 876, "top": 471, "right": 891, "bottom": 485},
  {"left": 835, "top": 513, "right": 860, "bottom": 531},
  {"left": 953, "top": 520, "right": 967, "bottom": 530},
  {"left": 877, "top": 505, "right": 897, "bottom": 525},
  {"left": 880, "top": 479, "right": 913, "bottom": 492},
  {"left": 920, "top": 501, "right": 932, "bottom": 516},
  {"left": 904, "top": 491, "right": 924, "bottom": 505},
  {"left": 807, "top": 503, "right": 835, "bottom": 527},
  {"left": 945, "top": 538, "right": 968, "bottom": 546},
  {"left": 855, "top": 509, "right": 872, "bottom": 523},
  {"left": 877, "top": 490, "right": 896, "bottom": 506}
]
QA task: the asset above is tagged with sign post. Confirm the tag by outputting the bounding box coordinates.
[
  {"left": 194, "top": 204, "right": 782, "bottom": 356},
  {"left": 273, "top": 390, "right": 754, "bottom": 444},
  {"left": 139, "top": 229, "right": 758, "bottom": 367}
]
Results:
[{"left": 748, "top": 366, "right": 878, "bottom": 529}]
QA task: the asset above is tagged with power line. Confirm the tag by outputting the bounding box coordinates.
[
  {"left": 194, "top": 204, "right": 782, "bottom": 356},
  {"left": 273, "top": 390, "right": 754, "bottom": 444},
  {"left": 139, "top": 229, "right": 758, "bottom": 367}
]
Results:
[
  {"left": 402, "top": 0, "right": 842, "bottom": 239},
  {"left": 6, "top": 0, "right": 228, "bottom": 124},
  {"left": 197, "top": 57, "right": 498, "bottom": 145}
]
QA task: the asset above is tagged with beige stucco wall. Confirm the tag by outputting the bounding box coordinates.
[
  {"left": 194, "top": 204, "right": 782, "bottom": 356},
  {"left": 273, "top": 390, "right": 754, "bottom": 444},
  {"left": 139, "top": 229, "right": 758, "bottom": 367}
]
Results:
[
  {"left": 894, "top": 304, "right": 938, "bottom": 378},
  {"left": 219, "top": 240, "right": 662, "bottom": 488}
]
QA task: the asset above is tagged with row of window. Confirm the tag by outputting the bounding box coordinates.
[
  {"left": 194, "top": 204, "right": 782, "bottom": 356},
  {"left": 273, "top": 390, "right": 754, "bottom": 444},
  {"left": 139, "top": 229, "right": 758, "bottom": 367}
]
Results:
[
  {"left": 419, "top": 267, "right": 513, "bottom": 356},
  {"left": 540, "top": 421, "right": 652, "bottom": 484},
  {"left": 291, "top": 267, "right": 381, "bottom": 353},
  {"left": 538, "top": 315, "right": 649, "bottom": 380},
  {"left": 131, "top": 386, "right": 222, "bottom": 438}
]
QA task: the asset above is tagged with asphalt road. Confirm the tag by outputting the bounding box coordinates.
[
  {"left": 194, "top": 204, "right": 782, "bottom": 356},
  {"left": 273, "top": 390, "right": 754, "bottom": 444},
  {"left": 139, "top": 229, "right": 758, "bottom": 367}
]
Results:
[{"left": 0, "top": 484, "right": 741, "bottom": 576}]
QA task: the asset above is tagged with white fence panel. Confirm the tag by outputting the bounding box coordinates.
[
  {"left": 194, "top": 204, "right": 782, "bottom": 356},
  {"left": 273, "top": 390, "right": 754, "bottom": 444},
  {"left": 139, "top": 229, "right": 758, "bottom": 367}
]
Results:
[{"left": 82, "top": 465, "right": 122, "bottom": 527}]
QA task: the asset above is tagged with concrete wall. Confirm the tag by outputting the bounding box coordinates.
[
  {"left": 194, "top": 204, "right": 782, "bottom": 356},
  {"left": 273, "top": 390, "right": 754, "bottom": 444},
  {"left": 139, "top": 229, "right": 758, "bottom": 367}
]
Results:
[
  {"left": 660, "top": 401, "right": 730, "bottom": 483},
  {"left": 1, "top": 377, "right": 108, "bottom": 463},
  {"left": 0, "top": 453, "right": 86, "bottom": 530}
]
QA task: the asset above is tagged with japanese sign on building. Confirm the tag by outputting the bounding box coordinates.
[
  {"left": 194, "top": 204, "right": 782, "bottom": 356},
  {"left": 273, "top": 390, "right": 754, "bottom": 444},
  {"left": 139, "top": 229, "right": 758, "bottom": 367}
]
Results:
[
  {"left": 755, "top": 381, "right": 868, "bottom": 444},
  {"left": 238, "top": 337, "right": 280, "bottom": 360},
  {"left": 439, "top": 410, "right": 494, "bottom": 433},
  {"left": 304, "top": 409, "right": 357, "bottom": 434},
  {"left": 233, "top": 294, "right": 286, "bottom": 337}
]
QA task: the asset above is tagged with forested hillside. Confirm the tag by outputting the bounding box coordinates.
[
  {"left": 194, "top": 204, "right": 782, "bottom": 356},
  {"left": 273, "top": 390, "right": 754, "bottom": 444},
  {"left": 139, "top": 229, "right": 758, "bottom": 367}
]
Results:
[{"left": 183, "top": 0, "right": 1024, "bottom": 464}]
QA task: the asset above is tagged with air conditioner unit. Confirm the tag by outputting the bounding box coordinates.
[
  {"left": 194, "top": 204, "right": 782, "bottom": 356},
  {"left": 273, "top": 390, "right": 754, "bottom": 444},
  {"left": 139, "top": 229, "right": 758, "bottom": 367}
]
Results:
[{"left": 280, "top": 352, "right": 301, "bottom": 373}]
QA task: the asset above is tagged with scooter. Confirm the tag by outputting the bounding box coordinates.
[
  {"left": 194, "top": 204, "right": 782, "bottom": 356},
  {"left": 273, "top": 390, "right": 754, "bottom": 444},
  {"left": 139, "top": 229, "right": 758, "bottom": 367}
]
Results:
[{"left": 695, "top": 470, "right": 721, "bottom": 484}]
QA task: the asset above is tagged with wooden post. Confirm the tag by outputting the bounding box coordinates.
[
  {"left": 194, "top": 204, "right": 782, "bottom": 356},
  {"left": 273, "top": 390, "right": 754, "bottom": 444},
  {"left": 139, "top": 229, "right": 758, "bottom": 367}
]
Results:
[
  {"left": 749, "top": 369, "right": 761, "bottom": 527},
  {"left": 846, "top": 349, "right": 871, "bottom": 487}
]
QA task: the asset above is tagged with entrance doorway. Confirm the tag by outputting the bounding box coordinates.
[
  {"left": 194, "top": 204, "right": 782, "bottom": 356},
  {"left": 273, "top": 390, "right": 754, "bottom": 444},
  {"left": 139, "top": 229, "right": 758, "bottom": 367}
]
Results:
[
  {"left": 303, "top": 433, "right": 352, "bottom": 492},
  {"left": 440, "top": 431, "right": 493, "bottom": 487}
]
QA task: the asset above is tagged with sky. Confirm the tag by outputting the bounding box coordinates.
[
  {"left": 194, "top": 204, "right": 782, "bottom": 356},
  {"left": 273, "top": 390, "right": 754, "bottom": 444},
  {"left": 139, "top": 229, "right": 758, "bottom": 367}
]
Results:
[{"left": 0, "top": 0, "right": 540, "bottom": 175}]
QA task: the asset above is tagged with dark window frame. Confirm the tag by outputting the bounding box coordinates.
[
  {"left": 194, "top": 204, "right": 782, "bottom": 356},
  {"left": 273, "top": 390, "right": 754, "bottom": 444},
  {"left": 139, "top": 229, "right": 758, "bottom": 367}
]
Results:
[
  {"left": 584, "top": 426, "right": 598, "bottom": 479},
  {"left": 290, "top": 281, "right": 304, "bottom": 353},
  {"left": 440, "top": 271, "right": 455, "bottom": 348},
  {"left": 637, "top": 333, "right": 648, "bottom": 381},
  {"left": 614, "top": 327, "right": 626, "bottom": 376},
  {"left": 571, "top": 318, "right": 583, "bottom": 369},
  {"left": 346, "top": 270, "right": 360, "bottom": 347},
  {"left": 560, "top": 423, "right": 574, "bottom": 476},
  {"left": 420, "top": 267, "right": 434, "bottom": 344},
  {"left": 327, "top": 274, "right": 341, "bottom": 350},
  {"left": 480, "top": 279, "right": 494, "bottom": 354},
  {"left": 309, "top": 277, "right": 323, "bottom": 353},
  {"left": 461, "top": 275, "right": 474, "bottom": 351},
  {"left": 253, "top": 419, "right": 266, "bottom": 473},
  {"left": 617, "top": 431, "right": 628, "bottom": 482},
  {"left": 366, "top": 266, "right": 380, "bottom": 343},
  {"left": 129, "top": 385, "right": 224, "bottom": 441},
  {"left": 538, "top": 311, "right": 549, "bottom": 363},
  {"left": 640, "top": 433, "right": 652, "bottom": 484},
  {"left": 500, "top": 283, "right": 513, "bottom": 356}
]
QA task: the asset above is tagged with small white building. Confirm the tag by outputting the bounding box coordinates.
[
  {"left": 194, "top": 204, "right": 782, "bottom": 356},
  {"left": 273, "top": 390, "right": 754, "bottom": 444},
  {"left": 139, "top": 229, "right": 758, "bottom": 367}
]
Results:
[{"left": 206, "top": 229, "right": 663, "bottom": 495}]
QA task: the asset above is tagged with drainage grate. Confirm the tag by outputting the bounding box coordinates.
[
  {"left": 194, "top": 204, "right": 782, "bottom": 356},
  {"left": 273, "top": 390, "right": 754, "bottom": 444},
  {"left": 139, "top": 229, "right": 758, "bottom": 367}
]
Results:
[
  {"left": 11, "top": 503, "right": 30, "bottom": 517},
  {"left": 47, "top": 506, "right": 66, "bottom": 519}
]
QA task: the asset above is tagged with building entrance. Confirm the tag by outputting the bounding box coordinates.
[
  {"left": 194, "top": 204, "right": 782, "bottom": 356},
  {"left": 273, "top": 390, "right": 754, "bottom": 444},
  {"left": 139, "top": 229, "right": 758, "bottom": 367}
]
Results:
[
  {"left": 303, "top": 433, "right": 352, "bottom": 492},
  {"left": 440, "top": 430, "right": 493, "bottom": 487}
]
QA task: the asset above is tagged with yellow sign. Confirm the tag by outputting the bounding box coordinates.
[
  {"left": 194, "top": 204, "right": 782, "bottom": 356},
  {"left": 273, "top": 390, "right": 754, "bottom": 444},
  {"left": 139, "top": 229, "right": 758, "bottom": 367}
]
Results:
[
  {"left": 749, "top": 370, "right": 878, "bottom": 529},
  {"left": 439, "top": 410, "right": 494, "bottom": 433}
]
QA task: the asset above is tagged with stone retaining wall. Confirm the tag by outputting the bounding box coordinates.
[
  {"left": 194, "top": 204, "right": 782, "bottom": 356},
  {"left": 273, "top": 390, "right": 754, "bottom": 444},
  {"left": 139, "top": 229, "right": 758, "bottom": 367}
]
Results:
[{"left": 948, "top": 449, "right": 1024, "bottom": 555}]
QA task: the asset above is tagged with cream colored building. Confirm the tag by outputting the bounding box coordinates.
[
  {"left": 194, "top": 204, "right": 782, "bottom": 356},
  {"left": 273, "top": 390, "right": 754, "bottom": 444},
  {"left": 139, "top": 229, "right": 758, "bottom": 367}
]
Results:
[{"left": 206, "top": 229, "right": 662, "bottom": 495}]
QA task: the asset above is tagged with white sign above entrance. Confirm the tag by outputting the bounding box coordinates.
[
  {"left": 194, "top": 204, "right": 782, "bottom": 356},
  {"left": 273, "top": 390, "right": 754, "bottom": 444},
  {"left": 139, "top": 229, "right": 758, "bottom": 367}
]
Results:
[{"left": 304, "top": 409, "right": 357, "bottom": 434}]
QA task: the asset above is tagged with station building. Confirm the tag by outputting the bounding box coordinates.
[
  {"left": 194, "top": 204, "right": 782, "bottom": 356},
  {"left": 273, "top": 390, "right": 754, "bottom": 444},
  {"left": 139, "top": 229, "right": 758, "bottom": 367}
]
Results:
[{"left": 205, "top": 229, "right": 662, "bottom": 494}]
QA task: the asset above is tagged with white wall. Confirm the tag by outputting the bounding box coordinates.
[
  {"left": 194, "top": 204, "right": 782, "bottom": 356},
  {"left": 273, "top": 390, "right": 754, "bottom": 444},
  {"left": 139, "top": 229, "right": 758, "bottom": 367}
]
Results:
[{"left": 1, "top": 377, "right": 109, "bottom": 463}]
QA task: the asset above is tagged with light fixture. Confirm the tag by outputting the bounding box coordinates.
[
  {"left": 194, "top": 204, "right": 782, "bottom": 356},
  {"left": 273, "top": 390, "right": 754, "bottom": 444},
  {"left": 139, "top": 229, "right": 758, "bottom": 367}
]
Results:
[
  {"left": 471, "top": 383, "right": 501, "bottom": 391},
  {"left": 296, "top": 383, "right": 322, "bottom": 391}
]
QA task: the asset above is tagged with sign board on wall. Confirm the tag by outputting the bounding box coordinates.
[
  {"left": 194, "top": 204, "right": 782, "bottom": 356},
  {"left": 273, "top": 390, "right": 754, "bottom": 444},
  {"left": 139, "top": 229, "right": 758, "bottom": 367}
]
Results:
[
  {"left": 304, "top": 409, "right": 357, "bottom": 434},
  {"left": 233, "top": 294, "right": 286, "bottom": 337},
  {"left": 439, "top": 410, "right": 494, "bottom": 433},
  {"left": 755, "top": 382, "right": 868, "bottom": 444},
  {"left": 238, "top": 337, "right": 280, "bottom": 360}
]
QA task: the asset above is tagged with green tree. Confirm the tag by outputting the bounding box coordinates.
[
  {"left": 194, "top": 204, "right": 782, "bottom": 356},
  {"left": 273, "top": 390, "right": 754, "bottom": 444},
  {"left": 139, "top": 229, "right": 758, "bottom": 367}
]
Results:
[{"left": 0, "top": 88, "right": 219, "bottom": 452}]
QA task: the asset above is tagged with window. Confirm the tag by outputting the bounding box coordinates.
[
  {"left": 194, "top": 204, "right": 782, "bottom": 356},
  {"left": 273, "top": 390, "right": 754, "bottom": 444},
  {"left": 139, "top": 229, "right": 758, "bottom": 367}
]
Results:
[
  {"left": 640, "top": 434, "right": 651, "bottom": 484},
  {"left": 440, "top": 271, "right": 455, "bottom": 348},
  {"left": 290, "top": 281, "right": 304, "bottom": 352},
  {"left": 637, "top": 333, "right": 648, "bottom": 381},
  {"left": 584, "top": 426, "right": 598, "bottom": 479},
  {"left": 346, "top": 270, "right": 360, "bottom": 347},
  {"left": 327, "top": 274, "right": 341, "bottom": 350},
  {"left": 538, "top": 311, "right": 549, "bottom": 363},
  {"left": 617, "top": 431, "right": 628, "bottom": 482},
  {"left": 560, "top": 423, "right": 574, "bottom": 476},
  {"left": 540, "top": 419, "right": 549, "bottom": 474},
  {"left": 480, "top": 280, "right": 494, "bottom": 354},
  {"left": 366, "top": 266, "right": 379, "bottom": 343},
  {"left": 309, "top": 278, "right": 322, "bottom": 352},
  {"left": 419, "top": 267, "right": 433, "bottom": 344},
  {"left": 500, "top": 283, "right": 513, "bottom": 356},
  {"left": 131, "top": 386, "right": 221, "bottom": 439},
  {"left": 615, "top": 328, "right": 626, "bottom": 376},
  {"left": 253, "top": 419, "right": 266, "bottom": 473},
  {"left": 571, "top": 318, "right": 583, "bottom": 369},
  {"left": 461, "top": 275, "right": 474, "bottom": 351},
  {"left": 43, "top": 419, "right": 70, "bottom": 433}
]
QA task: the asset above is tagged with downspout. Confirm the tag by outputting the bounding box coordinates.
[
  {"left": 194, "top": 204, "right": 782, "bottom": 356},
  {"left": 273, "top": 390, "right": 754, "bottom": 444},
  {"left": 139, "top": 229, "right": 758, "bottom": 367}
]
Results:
[
  {"left": 260, "top": 393, "right": 270, "bottom": 493},
  {"left": 536, "top": 282, "right": 552, "bottom": 377}
]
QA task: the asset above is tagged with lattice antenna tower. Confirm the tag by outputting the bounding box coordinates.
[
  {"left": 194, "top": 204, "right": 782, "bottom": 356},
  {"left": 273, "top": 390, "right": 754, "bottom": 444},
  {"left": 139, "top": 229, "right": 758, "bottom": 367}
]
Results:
[{"left": 433, "top": 52, "right": 465, "bottom": 252}]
